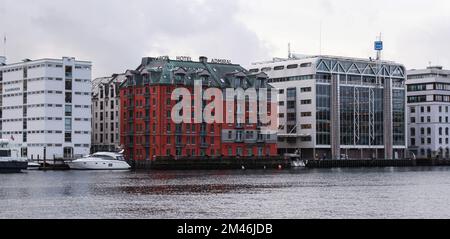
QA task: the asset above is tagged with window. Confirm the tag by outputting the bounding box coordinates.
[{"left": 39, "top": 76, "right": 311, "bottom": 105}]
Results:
[
  {"left": 65, "top": 105, "right": 72, "bottom": 117},
  {"left": 301, "top": 124, "right": 312, "bottom": 129},
  {"left": 65, "top": 92, "right": 72, "bottom": 103},
  {"left": 300, "top": 136, "right": 312, "bottom": 142},
  {"left": 65, "top": 132, "right": 72, "bottom": 142},
  {"left": 287, "top": 64, "right": 298, "bottom": 69},
  {"left": 301, "top": 87, "right": 312, "bottom": 92},
  {"left": 410, "top": 128, "right": 416, "bottom": 137},
  {"left": 410, "top": 107, "right": 416, "bottom": 113},
  {"left": 65, "top": 79, "right": 72, "bottom": 90},
  {"left": 65, "top": 119, "right": 72, "bottom": 131},
  {"left": 300, "top": 62, "right": 312, "bottom": 67},
  {"left": 65, "top": 66, "right": 72, "bottom": 78},
  {"left": 301, "top": 100, "right": 312, "bottom": 105},
  {"left": 279, "top": 89, "right": 285, "bottom": 94},
  {"left": 301, "top": 112, "right": 312, "bottom": 117},
  {"left": 287, "top": 88, "right": 296, "bottom": 98},
  {"left": 274, "top": 66, "right": 284, "bottom": 71},
  {"left": 410, "top": 117, "right": 416, "bottom": 123}
]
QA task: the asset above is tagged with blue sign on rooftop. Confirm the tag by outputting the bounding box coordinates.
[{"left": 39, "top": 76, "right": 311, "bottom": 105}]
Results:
[{"left": 375, "top": 41, "right": 383, "bottom": 51}]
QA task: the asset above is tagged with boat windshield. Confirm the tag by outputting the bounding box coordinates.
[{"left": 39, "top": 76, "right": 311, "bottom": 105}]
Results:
[
  {"left": 91, "top": 155, "right": 117, "bottom": 160},
  {"left": 117, "top": 156, "right": 125, "bottom": 161},
  {"left": 0, "top": 149, "right": 11, "bottom": 157}
]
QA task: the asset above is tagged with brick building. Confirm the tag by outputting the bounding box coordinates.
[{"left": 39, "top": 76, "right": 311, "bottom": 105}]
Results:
[{"left": 119, "top": 56, "right": 277, "bottom": 161}]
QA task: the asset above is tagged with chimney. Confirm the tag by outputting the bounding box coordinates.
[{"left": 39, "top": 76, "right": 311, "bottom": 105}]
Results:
[{"left": 199, "top": 56, "right": 208, "bottom": 63}]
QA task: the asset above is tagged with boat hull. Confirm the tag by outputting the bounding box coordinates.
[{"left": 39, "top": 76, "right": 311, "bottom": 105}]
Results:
[
  {"left": 68, "top": 160, "right": 131, "bottom": 170},
  {"left": 0, "top": 161, "right": 28, "bottom": 173}
]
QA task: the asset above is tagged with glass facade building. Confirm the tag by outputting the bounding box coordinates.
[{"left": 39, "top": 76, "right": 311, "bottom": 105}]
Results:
[{"left": 251, "top": 55, "right": 407, "bottom": 160}]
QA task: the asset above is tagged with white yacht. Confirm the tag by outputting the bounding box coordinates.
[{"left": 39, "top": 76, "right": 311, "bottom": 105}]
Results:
[
  {"left": 68, "top": 152, "right": 131, "bottom": 170},
  {"left": 285, "top": 153, "right": 307, "bottom": 168},
  {"left": 0, "top": 139, "right": 28, "bottom": 173}
]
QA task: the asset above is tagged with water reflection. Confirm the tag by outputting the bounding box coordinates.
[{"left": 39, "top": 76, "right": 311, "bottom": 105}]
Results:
[{"left": 0, "top": 167, "right": 450, "bottom": 218}]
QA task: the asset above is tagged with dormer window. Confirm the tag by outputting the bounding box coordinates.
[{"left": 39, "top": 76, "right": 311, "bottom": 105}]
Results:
[{"left": 175, "top": 74, "right": 184, "bottom": 83}]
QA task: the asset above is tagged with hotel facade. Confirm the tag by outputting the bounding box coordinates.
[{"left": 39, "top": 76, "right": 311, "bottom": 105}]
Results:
[
  {"left": 250, "top": 55, "right": 407, "bottom": 160},
  {"left": 120, "top": 56, "right": 277, "bottom": 161},
  {"left": 0, "top": 57, "right": 92, "bottom": 160},
  {"left": 406, "top": 66, "right": 450, "bottom": 159}
]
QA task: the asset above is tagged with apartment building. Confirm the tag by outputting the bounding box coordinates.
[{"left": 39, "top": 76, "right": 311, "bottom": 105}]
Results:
[{"left": 0, "top": 57, "right": 92, "bottom": 159}]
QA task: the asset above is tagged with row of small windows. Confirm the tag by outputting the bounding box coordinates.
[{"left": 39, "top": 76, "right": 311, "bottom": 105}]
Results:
[
  {"left": 0, "top": 64, "right": 91, "bottom": 73},
  {"left": 1, "top": 117, "right": 90, "bottom": 122},
  {"left": 0, "top": 104, "right": 89, "bottom": 110},
  {"left": 408, "top": 95, "right": 450, "bottom": 103},
  {"left": 250, "top": 62, "right": 312, "bottom": 73},
  {"left": 407, "top": 83, "right": 450, "bottom": 92},
  {"left": 410, "top": 127, "right": 450, "bottom": 136},
  {"left": 2, "top": 77, "right": 90, "bottom": 85},
  {"left": 2, "top": 91, "right": 90, "bottom": 98},
  {"left": 410, "top": 116, "right": 449, "bottom": 123},
  {"left": 268, "top": 75, "right": 315, "bottom": 83},
  {"left": 411, "top": 138, "right": 450, "bottom": 146},
  {"left": 1, "top": 131, "right": 89, "bottom": 135},
  {"left": 410, "top": 106, "right": 449, "bottom": 114},
  {"left": 407, "top": 73, "right": 449, "bottom": 80}
]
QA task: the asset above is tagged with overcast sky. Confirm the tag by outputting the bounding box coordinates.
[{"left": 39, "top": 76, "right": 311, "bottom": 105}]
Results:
[{"left": 1, "top": 0, "right": 449, "bottom": 78}]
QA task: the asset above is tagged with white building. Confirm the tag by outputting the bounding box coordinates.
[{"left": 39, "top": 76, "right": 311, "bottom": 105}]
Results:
[
  {"left": 91, "top": 74, "right": 125, "bottom": 153},
  {"left": 250, "top": 54, "right": 407, "bottom": 160},
  {"left": 406, "top": 66, "right": 450, "bottom": 159},
  {"left": 0, "top": 57, "right": 92, "bottom": 160}
]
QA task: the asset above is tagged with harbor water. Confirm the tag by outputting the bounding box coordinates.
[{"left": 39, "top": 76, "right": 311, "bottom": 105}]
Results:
[{"left": 1, "top": 167, "right": 450, "bottom": 219}]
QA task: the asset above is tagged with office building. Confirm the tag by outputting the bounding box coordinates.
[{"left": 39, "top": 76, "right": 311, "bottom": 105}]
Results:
[
  {"left": 250, "top": 54, "right": 407, "bottom": 160},
  {"left": 406, "top": 66, "right": 450, "bottom": 159}
]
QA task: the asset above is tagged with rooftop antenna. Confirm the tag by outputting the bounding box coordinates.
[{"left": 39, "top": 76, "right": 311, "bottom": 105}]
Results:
[
  {"left": 2, "top": 33, "right": 6, "bottom": 57},
  {"left": 319, "top": 20, "right": 323, "bottom": 55},
  {"left": 288, "top": 42, "right": 292, "bottom": 59}
]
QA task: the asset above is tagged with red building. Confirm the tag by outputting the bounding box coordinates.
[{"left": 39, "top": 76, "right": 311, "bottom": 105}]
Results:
[{"left": 119, "top": 56, "right": 277, "bottom": 161}]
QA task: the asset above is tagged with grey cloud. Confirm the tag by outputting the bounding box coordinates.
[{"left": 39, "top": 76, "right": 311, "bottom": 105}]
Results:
[{"left": 0, "top": 0, "right": 271, "bottom": 78}]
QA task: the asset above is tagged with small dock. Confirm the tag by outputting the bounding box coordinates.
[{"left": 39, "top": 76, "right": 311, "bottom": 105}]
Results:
[{"left": 33, "top": 157, "right": 71, "bottom": 171}]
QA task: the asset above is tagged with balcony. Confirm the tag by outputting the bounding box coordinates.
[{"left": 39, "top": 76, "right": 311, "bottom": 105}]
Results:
[
  {"left": 200, "top": 143, "right": 209, "bottom": 148},
  {"left": 235, "top": 138, "right": 244, "bottom": 143},
  {"left": 200, "top": 131, "right": 207, "bottom": 136}
]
